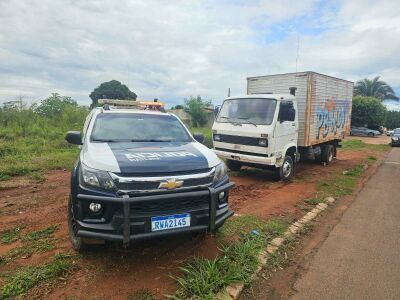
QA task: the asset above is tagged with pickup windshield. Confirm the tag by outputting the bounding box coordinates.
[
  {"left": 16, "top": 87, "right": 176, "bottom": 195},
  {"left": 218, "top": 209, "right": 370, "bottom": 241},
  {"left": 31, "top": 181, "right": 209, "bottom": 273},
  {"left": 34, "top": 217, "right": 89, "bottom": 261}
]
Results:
[
  {"left": 216, "top": 98, "right": 277, "bottom": 125},
  {"left": 91, "top": 113, "right": 191, "bottom": 142}
]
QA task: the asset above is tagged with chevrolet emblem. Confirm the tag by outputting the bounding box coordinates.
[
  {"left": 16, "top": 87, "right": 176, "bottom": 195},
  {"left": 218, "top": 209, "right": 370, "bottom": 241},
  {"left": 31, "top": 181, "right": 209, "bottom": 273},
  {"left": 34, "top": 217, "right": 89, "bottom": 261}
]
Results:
[{"left": 158, "top": 179, "right": 184, "bottom": 190}]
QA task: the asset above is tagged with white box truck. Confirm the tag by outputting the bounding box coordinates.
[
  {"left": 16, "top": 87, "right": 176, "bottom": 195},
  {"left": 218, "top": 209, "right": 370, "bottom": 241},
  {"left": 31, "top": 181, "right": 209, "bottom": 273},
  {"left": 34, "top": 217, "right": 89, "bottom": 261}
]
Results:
[{"left": 212, "top": 71, "right": 354, "bottom": 180}]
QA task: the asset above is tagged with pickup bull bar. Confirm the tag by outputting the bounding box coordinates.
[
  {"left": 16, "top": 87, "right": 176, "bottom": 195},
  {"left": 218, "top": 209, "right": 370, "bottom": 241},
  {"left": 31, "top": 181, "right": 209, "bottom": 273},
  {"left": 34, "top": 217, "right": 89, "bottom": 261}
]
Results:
[{"left": 76, "top": 182, "right": 234, "bottom": 246}]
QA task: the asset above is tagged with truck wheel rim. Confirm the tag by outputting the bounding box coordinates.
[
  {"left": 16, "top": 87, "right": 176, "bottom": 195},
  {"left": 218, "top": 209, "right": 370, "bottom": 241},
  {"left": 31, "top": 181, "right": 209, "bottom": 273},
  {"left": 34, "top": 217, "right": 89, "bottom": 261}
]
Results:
[
  {"left": 283, "top": 161, "right": 292, "bottom": 177},
  {"left": 328, "top": 151, "right": 333, "bottom": 162}
]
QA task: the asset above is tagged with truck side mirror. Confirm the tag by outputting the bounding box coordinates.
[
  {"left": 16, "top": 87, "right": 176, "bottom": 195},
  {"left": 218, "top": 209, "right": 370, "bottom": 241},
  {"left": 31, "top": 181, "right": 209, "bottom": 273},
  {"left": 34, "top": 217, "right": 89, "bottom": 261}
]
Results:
[
  {"left": 214, "top": 106, "right": 220, "bottom": 118},
  {"left": 193, "top": 133, "right": 204, "bottom": 143},
  {"left": 65, "top": 131, "right": 82, "bottom": 145},
  {"left": 279, "top": 102, "right": 296, "bottom": 123}
]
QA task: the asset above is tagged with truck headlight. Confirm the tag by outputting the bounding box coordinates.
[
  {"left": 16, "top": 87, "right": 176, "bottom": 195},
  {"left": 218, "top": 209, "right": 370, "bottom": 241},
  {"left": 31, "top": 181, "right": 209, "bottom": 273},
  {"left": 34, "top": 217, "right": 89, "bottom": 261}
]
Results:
[
  {"left": 258, "top": 139, "right": 267, "bottom": 147},
  {"left": 393, "top": 137, "right": 399, "bottom": 141},
  {"left": 213, "top": 134, "right": 221, "bottom": 141},
  {"left": 213, "top": 162, "right": 227, "bottom": 183},
  {"left": 79, "top": 163, "right": 116, "bottom": 191}
]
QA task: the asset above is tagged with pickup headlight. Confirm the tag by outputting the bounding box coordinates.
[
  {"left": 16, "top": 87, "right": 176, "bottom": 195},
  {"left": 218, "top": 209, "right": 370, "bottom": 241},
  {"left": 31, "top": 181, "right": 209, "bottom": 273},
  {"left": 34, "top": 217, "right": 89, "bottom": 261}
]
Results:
[
  {"left": 213, "top": 162, "right": 227, "bottom": 183},
  {"left": 392, "top": 137, "right": 399, "bottom": 141},
  {"left": 79, "top": 163, "right": 116, "bottom": 191}
]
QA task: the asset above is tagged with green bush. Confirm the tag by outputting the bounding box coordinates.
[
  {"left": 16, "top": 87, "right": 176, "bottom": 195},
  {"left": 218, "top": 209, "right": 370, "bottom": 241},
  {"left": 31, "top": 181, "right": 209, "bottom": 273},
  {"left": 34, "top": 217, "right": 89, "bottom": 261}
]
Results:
[{"left": 0, "top": 95, "right": 88, "bottom": 178}]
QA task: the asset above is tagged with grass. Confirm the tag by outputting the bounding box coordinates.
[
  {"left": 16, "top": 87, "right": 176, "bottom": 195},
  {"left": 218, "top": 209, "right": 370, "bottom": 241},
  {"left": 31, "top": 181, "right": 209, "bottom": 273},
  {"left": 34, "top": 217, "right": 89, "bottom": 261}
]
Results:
[
  {"left": 303, "top": 197, "right": 326, "bottom": 206},
  {"left": 341, "top": 139, "right": 390, "bottom": 152},
  {"left": 127, "top": 289, "right": 155, "bottom": 300},
  {"left": 217, "top": 215, "right": 266, "bottom": 239},
  {"left": 0, "top": 225, "right": 59, "bottom": 263},
  {"left": 0, "top": 106, "right": 87, "bottom": 179},
  {"left": 23, "top": 225, "right": 58, "bottom": 241},
  {"left": 315, "top": 164, "right": 364, "bottom": 199},
  {"left": 1, "top": 240, "right": 55, "bottom": 263},
  {"left": 170, "top": 216, "right": 291, "bottom": 299},
  {"left": 0, "top": 227, "right": 22, "bottom": 244},
  {"left": 0, "top": 253, "right": 73, "bottom": 299}
]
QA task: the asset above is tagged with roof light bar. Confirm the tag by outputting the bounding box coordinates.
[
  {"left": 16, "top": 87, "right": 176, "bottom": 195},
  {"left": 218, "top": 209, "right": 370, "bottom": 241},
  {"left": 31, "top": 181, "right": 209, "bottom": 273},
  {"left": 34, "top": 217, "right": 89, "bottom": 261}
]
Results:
[{"left": 98, "top": 99, "right": 165, "bottom": 111}]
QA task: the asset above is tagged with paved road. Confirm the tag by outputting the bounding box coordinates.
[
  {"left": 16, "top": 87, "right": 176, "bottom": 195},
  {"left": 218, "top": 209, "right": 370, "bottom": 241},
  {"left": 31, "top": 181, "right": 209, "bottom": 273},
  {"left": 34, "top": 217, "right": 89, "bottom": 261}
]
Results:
[{"left": 292, "top": 148, "right": 400, "bottom": 300}]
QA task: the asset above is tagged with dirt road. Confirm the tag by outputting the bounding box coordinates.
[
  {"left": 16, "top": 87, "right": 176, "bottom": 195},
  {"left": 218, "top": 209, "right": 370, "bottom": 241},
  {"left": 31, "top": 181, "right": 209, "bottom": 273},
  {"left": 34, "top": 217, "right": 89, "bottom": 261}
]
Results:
[
  {"left": 0, "top": 144, "right": 387, "bottom": 299},
  {"left": 291, "top": 147, "right": 400, "bottom": 300}
]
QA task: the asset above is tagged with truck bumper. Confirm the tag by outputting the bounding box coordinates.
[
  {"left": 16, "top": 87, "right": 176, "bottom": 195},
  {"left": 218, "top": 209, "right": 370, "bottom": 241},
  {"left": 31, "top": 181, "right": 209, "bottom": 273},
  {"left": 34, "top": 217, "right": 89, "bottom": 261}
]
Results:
[
  {"left": 213, "top": 149, "right": 276, "bottom": 165},
  {"left": 72, "top": 182, "right": 234, "bottom": 245}
]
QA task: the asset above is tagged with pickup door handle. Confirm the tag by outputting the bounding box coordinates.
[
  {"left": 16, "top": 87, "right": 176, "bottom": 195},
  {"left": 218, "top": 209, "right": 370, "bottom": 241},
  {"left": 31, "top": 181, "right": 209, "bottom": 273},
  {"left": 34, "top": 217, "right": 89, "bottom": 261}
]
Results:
[{"left": 291, "top": 123, "right": 296, "bottom": 126}]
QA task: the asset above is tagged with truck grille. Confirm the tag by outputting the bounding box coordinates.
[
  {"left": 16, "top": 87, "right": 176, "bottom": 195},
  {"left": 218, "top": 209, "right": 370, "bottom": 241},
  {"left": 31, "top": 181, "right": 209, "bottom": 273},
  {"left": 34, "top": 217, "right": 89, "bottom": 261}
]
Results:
[
  {"left": 214, "top": 134, "right": 266, "bottom": 147},
  {"left": 130, "top": 194, "right": 209, "bottom": 214}
]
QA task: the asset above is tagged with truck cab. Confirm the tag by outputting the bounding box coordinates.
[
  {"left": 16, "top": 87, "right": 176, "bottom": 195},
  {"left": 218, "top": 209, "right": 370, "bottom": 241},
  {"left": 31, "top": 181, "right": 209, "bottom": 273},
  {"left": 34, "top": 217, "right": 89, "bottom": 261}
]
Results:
[
  {"left": 213, "top": 94, "right": 298, "bottom": 180},
  {"left": 65, "top": 100, "right": 234, "bottom": 251}
]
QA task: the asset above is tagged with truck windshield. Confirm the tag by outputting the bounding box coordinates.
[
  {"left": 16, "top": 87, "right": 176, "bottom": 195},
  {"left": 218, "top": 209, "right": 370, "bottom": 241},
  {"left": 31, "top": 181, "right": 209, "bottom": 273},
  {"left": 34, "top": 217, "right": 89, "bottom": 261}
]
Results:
[
  {"left": 216, "top": 98, "right": 277, "bottom": 125},
  {"left": 91, "top": 113, "right": 192, "bottom": 142}
]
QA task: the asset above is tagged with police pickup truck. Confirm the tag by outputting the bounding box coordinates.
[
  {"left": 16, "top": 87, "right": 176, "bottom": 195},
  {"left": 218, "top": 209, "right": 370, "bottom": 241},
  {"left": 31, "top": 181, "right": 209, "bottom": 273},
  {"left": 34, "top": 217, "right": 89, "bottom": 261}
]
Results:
[{"left": 65, "top": 99, "right": 234, "bottom": 251}]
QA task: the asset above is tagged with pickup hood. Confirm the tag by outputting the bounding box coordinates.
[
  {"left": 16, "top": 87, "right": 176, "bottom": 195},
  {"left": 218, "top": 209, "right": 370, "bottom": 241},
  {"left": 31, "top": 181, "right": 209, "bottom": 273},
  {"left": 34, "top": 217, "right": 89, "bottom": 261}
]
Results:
[{"left": 81, "top": 141, "right": 220, "bottom": 174}]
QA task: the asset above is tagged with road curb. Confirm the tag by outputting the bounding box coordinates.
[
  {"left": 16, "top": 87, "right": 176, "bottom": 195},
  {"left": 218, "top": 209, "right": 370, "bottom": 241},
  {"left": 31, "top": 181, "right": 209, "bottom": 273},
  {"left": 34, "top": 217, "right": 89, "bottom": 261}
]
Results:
[{"left": 214, "top": 196, "right": 336, "bottom": 300}]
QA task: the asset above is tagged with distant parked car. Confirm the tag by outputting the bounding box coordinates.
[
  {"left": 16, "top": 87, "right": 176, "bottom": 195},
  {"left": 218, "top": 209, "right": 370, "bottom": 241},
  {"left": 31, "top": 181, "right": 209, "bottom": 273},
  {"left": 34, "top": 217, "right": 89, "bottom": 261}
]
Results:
[
  {"left": 391, "top": 128, "right": 400, "bottom": 147},
  {"left": 386, "top": 130, "right": 394, "bottom": 136},
  {"left": 350, "top": 127, "right": 380, "bottom": 137}
]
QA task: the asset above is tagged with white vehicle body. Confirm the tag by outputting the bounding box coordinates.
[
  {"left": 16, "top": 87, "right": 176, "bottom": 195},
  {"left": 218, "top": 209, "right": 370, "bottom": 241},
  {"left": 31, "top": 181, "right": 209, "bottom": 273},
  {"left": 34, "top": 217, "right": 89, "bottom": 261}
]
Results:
[{"left": 212, "top": 72, "right": 354, "bottom": 177}]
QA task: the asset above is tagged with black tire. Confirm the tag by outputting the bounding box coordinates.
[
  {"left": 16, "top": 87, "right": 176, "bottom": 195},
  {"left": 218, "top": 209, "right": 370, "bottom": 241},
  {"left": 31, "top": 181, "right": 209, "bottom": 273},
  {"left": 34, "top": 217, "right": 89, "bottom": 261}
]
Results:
[
  {"left": 368, "top": 132, "right": 374, "bottom": 137},
  {"left": 226, "top": 159, "right": 242, "bottom": 171},
  {"left": 321, "top": 145, "right": 335, "bottom": 165},
  {"left": 274, "top": 155, "right": 294, "bottom": 181},
  {"left": 68, "top": 195, "right": 87, "bottom": 252}
]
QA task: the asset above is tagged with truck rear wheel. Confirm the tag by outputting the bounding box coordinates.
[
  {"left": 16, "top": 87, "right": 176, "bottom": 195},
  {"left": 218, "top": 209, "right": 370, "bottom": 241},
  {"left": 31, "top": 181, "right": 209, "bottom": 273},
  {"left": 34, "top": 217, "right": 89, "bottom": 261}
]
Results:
[
  {"left": 68, "top": 196, "right": 87, "bottom": 252},
  {"left": 226, "top": 160, "right": 242, "bottom": 171},
  {"left": 274, "top": 155, "right": 294, "bottom": 181},
  {"left": 321, "top": 145, "right": 335, "bottom": 165}
]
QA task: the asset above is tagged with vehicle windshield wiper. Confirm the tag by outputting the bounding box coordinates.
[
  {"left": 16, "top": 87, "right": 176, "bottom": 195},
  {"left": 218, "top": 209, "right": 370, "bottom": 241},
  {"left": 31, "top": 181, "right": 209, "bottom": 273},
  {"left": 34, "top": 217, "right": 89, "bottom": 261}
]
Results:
[
  {"left": 237, "top": 117, "right": 258, "bottom": 127},
  {"left": 130, "top": 139, "right": 172, "bottom": 142},
  {"left": 92, "top": 138, "right": 122, "bottom": 142},
  {"left": 219, "top": 116, "right": 242, "bottom": 126}
]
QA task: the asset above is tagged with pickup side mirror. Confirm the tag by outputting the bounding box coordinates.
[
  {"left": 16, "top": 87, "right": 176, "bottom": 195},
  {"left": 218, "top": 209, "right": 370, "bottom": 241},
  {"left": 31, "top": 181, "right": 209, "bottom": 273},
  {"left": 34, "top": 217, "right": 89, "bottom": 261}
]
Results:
[
  {"left": 193, "top": 133, "right": 204, "bottom": 143},
  {"left": 65, "top": 131, "right": 82, "bottom": 145}
]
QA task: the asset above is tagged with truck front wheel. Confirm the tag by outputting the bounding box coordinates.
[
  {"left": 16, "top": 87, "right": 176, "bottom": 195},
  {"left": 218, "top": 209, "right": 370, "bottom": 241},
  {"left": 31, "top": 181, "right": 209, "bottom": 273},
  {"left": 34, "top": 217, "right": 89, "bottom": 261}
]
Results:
[
  {"left": 226, "top": 159, "right": 242, "bottom": 171},
  {"left": 321, "top": 145, "right": 335, "bottom": 165},
  {"left": 274, "top": 155, "right": 294, "bottom": 181},
  {"left": 68, "top": 196, "right": 87, "bottom": 252}
]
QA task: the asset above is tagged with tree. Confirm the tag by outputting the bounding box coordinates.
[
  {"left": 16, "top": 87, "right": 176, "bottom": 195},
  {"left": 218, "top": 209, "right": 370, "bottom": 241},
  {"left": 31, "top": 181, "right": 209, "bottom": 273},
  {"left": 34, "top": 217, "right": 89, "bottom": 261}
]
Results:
[
  {"left": 354, "top": 76, "right": 398, "bottom": 101},
  {"left": 351, "top": 96, "right": 387, "bottom": 128},
  {"left": 89, "top": 80, "right": 137, "bottom": 107},
  {"left": 171, "top": 104, "right": 184, "bottom": 110},
  {"left": 33, "top": 93, "right": 78, "bottom": 117},
  {"left": 385, "top": 111, "right": 400, "bottom": 129},
  {"left": 184, "top": 96, "right": 212, "bottom": 127}
]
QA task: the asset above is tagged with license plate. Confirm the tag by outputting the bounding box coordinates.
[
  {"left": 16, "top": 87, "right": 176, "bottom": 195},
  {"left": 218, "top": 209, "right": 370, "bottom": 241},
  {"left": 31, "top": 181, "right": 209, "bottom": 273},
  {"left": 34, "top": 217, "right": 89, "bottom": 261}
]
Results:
[{"left": 151, "top": 213, "right": 190, "bottom": 232}]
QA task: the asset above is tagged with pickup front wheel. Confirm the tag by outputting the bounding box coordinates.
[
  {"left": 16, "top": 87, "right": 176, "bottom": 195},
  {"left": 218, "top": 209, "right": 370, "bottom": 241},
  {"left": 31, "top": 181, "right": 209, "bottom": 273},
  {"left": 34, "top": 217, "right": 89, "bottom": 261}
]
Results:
[
  {"left": 68, "top": 196, "right": 87, "bottom": 252},
  {"left": 275, "top": 155, "right": 294, "bottom": 181}
]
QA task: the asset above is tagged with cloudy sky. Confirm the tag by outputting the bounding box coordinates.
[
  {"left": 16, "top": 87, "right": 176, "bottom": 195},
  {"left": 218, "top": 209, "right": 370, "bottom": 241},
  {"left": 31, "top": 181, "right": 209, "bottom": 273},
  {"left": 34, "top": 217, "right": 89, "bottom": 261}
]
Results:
[{"left": 1, "top": 0, "right": 399, "bottom": 108}]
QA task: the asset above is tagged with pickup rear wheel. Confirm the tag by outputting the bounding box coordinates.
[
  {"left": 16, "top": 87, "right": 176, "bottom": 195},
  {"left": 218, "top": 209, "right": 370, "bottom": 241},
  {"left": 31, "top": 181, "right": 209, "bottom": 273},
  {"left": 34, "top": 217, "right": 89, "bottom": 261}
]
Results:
[
  {"left": 226, "top": 159, "right": 242, "bottom": 171},
  {"left": 321, "top": 145, "right": 335, "bottom": 165},
  {"left": 274, "top": 155, "right": 294, "bottom": 181},
  {"left": 68, "top": 196, "right": 87, "bottom": 252}
]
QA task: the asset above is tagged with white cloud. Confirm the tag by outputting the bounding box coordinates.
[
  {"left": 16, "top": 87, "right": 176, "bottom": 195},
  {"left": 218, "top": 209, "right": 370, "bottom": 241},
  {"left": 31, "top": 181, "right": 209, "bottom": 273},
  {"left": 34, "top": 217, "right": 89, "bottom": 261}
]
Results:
[{"left": 0, "top": 0, "right": 399, "bottom": 107}]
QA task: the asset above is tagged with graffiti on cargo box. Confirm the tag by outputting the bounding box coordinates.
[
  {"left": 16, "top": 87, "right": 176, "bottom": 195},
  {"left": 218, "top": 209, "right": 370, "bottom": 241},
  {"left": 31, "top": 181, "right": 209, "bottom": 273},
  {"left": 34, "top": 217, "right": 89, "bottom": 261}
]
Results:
[{"left": 315, "top": 98, "right": 350, "bottom": 139}]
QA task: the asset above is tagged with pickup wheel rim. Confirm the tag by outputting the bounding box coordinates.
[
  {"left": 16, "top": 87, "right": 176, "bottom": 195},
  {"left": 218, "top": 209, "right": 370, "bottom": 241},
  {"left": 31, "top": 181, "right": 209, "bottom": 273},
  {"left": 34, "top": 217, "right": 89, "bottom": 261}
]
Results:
[
  {"left": 282, "top": 160, "right": 292, "bottom": 178},
  {"left": 69, "top": 202, "right": 78, "bottom": 236}
]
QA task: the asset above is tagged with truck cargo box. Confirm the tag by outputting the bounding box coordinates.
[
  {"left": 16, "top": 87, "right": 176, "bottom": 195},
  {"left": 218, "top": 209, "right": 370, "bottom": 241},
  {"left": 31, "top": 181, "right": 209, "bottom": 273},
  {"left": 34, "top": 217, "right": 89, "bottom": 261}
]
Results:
[{"left": 247, "top": 71, "right": 354, "bottom": 147}]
